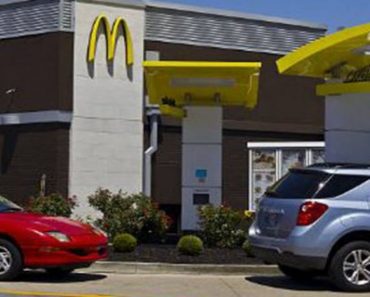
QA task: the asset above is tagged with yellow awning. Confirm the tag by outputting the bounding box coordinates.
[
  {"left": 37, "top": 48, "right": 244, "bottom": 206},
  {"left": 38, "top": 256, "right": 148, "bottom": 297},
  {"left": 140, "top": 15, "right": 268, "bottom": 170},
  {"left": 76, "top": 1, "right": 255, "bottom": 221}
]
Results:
[
  {"left": 143, "top": 61, "right": 261, "bottom": 117},
  {"left": 277, "top": 23, "right": 370, "bottom": 79}
]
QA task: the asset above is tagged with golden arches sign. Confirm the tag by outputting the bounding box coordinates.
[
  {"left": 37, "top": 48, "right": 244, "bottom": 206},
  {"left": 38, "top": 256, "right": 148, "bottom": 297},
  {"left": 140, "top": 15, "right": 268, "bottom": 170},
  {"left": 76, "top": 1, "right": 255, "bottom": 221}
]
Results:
[{"left": 88, "top": 14, "right": 134, "bottom": 66}]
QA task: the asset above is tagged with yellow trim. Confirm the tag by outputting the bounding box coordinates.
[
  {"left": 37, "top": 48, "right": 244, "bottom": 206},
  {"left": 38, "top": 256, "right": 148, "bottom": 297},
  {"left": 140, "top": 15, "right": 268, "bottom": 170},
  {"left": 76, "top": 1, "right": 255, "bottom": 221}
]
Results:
[
  {"left": 88, "top": 15, "right": 112, "bottom": 62},
  {"left": 0, "top": 288, "right": 112, "bottom": 297},
  {"left": 159, "top": 105, "right": 186, "bottom": 118},
  {"left": 143, "top": 61, "right": 262, "bottom": 69},
  {"left": 317, "top": 81, "right": 370, "bottom": 96},
  {"left": 111, "top": 17, "right": 134, "bottom": 65},
  {"left": 276, "top": 23, "right": 370, "bottom": 78},
  {"left": 143, "top": 61, "right": 261, "bottom": 113},
  {"left": 88, "top": 14, "right": 134, "bottom": 66}
]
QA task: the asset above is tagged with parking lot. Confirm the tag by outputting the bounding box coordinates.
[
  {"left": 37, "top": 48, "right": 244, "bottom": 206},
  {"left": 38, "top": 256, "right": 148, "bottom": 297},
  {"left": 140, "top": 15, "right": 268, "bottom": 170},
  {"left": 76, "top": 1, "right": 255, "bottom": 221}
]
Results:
[{"left": 0, "top": 269, "right": 365, "bottom": 297}]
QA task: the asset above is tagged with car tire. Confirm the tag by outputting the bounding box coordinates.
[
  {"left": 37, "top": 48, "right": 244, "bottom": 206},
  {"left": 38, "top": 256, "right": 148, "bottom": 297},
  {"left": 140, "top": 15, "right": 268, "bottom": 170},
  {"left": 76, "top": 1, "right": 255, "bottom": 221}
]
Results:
[
  {"left": 278, "top": 264, "right": 316, "bottom": 280},
  {"left": 0, "top": 239, "right": 23, "bottom": 281},
  {"left": 46, "top": 268, "right": 74, "bottom": 277},
  {"left": 329, "top": 241, "right": 370, "bottom": 292}
]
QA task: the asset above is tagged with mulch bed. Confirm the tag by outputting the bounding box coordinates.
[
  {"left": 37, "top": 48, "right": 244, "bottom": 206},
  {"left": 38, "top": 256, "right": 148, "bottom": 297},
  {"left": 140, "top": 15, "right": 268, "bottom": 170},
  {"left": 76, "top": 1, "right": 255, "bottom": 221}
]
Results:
[{"left": 108, "top": 244, "right": 263, "bottom": 265}]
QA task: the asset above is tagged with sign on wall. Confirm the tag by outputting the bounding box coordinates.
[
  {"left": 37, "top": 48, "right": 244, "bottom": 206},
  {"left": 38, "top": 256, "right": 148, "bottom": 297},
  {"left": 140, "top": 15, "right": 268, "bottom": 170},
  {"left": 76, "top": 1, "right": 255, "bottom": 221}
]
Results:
[{"left": 87, "top": 14, "right": 134, "bottom": 66}]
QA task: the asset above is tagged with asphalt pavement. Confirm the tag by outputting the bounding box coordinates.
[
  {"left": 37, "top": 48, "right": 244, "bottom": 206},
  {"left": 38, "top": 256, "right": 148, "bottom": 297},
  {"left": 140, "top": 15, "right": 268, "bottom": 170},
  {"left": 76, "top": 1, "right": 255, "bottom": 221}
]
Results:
[{"left": 0, "top": 269, "right": 365, "bottom": 297}]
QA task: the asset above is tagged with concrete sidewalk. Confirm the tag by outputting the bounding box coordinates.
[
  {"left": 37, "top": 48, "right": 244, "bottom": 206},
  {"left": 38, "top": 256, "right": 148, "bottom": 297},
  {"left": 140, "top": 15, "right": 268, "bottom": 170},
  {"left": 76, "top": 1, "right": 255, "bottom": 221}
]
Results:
[
  {"left": 90, "top": 261, "right": 279, "bottom": 275},
  {"left": 0, "top": 271, "right": 356, "bottom": 297}
]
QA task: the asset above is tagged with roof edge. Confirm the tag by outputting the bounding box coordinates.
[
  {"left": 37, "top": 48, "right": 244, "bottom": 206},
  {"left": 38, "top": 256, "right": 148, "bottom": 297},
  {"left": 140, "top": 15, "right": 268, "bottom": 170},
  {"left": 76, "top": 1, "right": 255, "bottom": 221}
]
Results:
[
  {"left": 0, "top": 0, "right": 146, "bottom": 9},
  {"left": 146, "top": 0, "right": 327, "bottom": 31},
  {"left": 80, "top": 0, "right": 146, "bottom": 9},
  {"left": 276, "top": 23, "right": 370, "bottom": 76}
]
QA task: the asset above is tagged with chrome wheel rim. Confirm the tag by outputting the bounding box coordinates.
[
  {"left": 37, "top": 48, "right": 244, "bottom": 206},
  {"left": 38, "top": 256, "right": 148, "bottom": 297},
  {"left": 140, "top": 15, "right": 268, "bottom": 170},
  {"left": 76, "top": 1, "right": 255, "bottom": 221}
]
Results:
[
  {"left": 0, "top": 246, "right": 12, "bottom": 275},
  {"left": 343, "top": 249, "right": 370, "bottom": 286}
]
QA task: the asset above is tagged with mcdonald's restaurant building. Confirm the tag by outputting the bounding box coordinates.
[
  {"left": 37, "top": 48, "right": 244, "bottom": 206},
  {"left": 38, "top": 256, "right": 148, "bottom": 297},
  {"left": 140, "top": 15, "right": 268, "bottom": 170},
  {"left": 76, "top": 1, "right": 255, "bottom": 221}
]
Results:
[{"left": 0, "top": 0, "right": 327, "bottom": 231}]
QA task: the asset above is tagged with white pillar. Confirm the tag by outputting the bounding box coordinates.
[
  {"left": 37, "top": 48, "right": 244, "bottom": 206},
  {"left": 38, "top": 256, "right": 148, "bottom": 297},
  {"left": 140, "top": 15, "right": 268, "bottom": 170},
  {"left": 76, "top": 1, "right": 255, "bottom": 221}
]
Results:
[
  {"left": 181, "top": 106, "right": 222, "bottom": 230},
  {"left": 326, "top": 93, "right": 370, "bottom": 163}
]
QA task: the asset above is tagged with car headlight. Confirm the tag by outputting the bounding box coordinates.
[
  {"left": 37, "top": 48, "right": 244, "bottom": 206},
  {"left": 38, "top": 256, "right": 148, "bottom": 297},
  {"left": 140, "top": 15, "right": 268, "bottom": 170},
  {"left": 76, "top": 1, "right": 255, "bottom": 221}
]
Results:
[
  {"left": 91, "top": 225, "right": 107, "bottom": 237},
  {"left": 46, "top": 231, "right": 70, "bottom": 243}
]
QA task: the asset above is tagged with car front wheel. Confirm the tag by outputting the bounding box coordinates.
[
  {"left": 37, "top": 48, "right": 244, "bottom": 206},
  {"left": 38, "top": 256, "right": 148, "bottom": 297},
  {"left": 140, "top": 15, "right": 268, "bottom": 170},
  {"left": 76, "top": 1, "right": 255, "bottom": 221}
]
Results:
[
  {"left": 329, "top": 241, "right": 370, "bottom": 292},
  {"left": 0, "top": 239, "right": 23, "bottom": 281}
]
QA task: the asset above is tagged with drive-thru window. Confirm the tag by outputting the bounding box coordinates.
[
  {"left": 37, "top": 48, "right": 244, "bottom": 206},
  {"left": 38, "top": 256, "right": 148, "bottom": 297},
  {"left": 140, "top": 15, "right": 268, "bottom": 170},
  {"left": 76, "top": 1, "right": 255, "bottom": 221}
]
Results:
[{"left": 276, "top": 23, "right": 370, "bottom": 164}]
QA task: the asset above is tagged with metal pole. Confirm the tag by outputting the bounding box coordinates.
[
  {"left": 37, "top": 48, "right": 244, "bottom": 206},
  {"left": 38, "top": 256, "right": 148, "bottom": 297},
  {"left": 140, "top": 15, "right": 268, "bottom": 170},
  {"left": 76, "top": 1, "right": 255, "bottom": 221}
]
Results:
[{"left": 144, "top": 111, "right": 159, "bottom": 197}]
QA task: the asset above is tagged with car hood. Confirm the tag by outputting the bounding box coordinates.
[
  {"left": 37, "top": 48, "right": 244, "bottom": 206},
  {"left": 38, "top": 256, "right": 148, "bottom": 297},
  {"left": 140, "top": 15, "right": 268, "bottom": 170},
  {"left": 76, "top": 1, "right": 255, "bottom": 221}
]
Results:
[{"left": 4, "top": 212, "right": 94, "bottom": 235}]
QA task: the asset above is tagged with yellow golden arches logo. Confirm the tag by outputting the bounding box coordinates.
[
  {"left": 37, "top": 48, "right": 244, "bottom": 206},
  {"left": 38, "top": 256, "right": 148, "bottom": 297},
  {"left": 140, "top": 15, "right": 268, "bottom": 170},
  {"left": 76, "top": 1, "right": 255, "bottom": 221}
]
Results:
[{"left": 87, "top": 14, "right": 134, "bottom": 66}]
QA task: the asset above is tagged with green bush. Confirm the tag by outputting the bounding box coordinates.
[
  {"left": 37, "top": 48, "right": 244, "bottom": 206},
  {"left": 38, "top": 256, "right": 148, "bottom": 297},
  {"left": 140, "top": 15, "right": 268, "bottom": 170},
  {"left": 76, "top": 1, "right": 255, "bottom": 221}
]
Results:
[
  {"left": 177, "top": 235, "right": 203, "bottom": 256},
  {"left": 28, "top": 193, "right": 77, "bottom": 217},
  {"left": 242, "top": 240, "right": 254, "bottom": 257},
  {"left": 113, "top": 233, "right": 137, "bottom": 253},
  {"left": 88, "top": 189, "right": 172, "bottom": 242},
  {"left": 198, "top": 205, "right": 251, "bottom": 249}
]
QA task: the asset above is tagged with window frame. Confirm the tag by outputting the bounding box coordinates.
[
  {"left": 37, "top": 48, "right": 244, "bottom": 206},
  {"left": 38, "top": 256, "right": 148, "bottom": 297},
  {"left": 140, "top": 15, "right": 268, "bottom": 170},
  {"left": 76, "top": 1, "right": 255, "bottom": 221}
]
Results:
[{"left": 247, "top": 142, "right": 325, "bottom": 210}]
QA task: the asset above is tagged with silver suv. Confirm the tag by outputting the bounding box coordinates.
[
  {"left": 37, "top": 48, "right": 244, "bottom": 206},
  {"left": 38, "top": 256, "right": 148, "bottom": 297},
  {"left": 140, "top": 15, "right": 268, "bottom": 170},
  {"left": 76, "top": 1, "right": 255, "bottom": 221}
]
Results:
[{"left": 249, "top": 163, "right": 370, "bottom": 292}]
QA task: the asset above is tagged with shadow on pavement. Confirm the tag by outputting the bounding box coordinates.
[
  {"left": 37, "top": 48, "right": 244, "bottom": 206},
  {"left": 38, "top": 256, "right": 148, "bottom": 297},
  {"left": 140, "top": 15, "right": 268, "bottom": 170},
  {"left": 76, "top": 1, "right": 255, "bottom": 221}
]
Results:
[
  {"left": 12, "top": 270, "right": 107, "bottom": 283},
  {"left": 246, "top": 275, "right": 338, "bottom": 292}
]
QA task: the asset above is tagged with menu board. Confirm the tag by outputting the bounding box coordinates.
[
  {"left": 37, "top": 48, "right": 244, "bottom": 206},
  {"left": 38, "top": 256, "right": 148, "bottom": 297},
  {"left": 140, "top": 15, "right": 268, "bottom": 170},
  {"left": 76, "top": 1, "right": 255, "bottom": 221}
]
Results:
[
  {"left": 281, "top": 150, "right": 306, "bottom": 176},
  {"left": 251, "top": 150, "right": 276, "bottom": 209}
]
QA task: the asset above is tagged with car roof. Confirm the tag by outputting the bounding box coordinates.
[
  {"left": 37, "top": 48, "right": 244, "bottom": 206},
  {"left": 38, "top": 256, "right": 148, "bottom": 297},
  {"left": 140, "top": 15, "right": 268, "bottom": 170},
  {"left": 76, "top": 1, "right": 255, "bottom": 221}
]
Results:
[{"left": 302, "top": 163, "right": 370, "bottom": 176}]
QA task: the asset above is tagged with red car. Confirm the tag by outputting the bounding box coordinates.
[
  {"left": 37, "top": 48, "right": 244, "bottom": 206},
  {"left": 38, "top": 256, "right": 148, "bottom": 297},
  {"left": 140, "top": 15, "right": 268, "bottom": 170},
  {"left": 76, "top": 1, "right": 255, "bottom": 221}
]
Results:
[{"left": 0, "top": 196, "right": 108, "bottom": 280}]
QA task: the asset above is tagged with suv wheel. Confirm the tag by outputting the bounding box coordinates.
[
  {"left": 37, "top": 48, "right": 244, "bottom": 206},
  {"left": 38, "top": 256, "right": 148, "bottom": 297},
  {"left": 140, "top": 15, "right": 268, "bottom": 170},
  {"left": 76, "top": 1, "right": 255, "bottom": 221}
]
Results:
[
  {"left": 278, "top": 264, "right": 316, "bottom": 280},
  {"left": 0, "top": 239, "right": 23, "bottom": 281},
  {"left": 329, "top": 241, "right": 370, "bottom": 292}
]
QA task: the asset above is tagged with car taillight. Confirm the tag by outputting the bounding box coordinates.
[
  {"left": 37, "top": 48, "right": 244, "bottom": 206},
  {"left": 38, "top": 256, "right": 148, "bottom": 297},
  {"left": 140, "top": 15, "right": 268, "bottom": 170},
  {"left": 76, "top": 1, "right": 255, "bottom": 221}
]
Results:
[{"left": 297, "top": 201, "right": 328, "bottom": 226}]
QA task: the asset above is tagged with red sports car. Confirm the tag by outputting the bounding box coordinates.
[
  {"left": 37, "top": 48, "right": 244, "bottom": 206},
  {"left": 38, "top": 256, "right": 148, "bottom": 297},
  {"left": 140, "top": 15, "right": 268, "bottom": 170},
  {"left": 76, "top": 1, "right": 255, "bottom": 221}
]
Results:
[{"left": 0, "top": 196, "right": 108, "bottom": 280}]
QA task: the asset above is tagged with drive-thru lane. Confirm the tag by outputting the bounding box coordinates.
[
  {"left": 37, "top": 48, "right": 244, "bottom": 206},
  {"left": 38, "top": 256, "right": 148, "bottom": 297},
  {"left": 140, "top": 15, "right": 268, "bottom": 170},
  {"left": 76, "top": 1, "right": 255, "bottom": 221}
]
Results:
[{"left": 0, "top": 269, "right": 365, "bottom": 297}]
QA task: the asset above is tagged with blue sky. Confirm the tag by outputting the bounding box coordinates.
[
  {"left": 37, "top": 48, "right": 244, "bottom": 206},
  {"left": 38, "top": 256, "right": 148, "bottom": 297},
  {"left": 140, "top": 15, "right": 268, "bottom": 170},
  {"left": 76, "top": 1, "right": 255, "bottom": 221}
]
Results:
[{"left": 161, "top": 0, "right": 370, "bottom": 32}]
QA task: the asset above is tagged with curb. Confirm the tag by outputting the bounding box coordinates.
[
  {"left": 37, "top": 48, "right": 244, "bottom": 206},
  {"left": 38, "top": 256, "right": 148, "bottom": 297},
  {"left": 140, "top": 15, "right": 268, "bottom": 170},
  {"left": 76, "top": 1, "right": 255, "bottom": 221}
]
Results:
[{"left": 90, "top": 261, "right": 280, "bottom": 275}]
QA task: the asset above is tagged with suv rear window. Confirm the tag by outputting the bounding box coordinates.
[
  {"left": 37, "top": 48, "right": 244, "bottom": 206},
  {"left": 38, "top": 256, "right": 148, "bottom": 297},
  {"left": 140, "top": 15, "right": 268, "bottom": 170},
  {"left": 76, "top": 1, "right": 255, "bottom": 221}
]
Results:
[
  {"left": 315, "top": 175, "right": 369, "bottom": 198},
  {"left": 266, "top": 170, "right": 369, "bottom": 199},
  {"left": 266, "top": 170, "right": 329, "bottom": 199}
]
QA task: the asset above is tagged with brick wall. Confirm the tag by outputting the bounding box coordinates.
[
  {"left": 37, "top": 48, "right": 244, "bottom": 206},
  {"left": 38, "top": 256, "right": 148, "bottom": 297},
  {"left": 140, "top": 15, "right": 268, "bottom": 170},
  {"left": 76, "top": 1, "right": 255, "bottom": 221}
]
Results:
[
  {"left": 0, "top": 124, "right": 70, "bottom": 205},
  {"left": 150, "top": 127, "right": 323, "bottom": 210}
]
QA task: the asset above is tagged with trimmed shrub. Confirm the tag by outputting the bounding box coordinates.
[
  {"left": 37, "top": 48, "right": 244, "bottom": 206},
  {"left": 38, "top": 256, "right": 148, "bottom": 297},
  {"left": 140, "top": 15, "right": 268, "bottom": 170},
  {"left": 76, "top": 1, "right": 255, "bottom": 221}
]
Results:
[
  {"left": 177, "top": 235, "right": 203, "bottom": 256},
  {"left": 198, "top": 205, "right": 250, "bottom": 249},
  {"left": 28, "top": 194, "right": 77, "bottom": 218},
  {"left": 113, "top": 233, "right": 137, "bottom": 253},
  {"left": 88, "top": 189, "right": 172, "bottom": 242},
  {"left": 242, "top": 240, "right": 254, "bottom": 257}
]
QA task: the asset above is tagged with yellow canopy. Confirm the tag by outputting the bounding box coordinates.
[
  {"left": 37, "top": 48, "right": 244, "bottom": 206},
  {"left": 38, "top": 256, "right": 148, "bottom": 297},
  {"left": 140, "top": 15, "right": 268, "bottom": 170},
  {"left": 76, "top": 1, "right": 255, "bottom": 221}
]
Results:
[
  {"left": 277, "top": 23, "right": 370, "bottom": 79},
  {"left": 143, "top": 61, "right": 261, "bottom": 117}
]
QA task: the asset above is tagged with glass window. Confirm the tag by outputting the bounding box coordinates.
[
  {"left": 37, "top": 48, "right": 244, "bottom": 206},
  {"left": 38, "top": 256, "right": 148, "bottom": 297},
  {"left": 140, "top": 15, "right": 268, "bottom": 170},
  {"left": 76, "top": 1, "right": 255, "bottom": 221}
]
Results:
[
  {"left": 251, "top": 150, "right": 276, "bottom": 209},
  {"left": 316, "top": 175, "right": 369, "bottom": 198},
  {"left": 248, "top": 143, "right": 325, "bottom": 209},
  {"left": 252, "top": 150, "right": 276, "bottom": 170},
  {"left": 312, "top": 149, "right": 325, "bottom": 164},
  {"left": 0, "top": 196, "right": 22, "bottom": 213},
  {"left": 282, "top": 150, "right": 306, "bottom": 176},
  {"left": 266, "top": 169, "right": 329, "bottom": 199}
]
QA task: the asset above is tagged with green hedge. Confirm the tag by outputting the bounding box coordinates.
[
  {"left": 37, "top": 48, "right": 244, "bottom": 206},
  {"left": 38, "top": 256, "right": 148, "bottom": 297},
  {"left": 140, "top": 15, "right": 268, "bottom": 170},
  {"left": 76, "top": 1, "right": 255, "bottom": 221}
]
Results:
[
  {"left": 113, "top": 233, "right": 137, "bottom": 253},
  {"left": 88, "top": 189, "right": 172, "bottom": 242},
  {"left": 177, "top": 235, "right": 203, "bottom": 256}
]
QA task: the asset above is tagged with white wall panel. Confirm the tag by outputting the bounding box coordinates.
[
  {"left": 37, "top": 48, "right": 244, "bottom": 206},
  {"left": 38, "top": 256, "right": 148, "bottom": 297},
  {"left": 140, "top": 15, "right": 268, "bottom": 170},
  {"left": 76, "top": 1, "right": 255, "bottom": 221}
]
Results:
[
  {"left": 183, "top": 106, "right": 222, "bottom": 144},
  {"left": 326, "top": 94, "right": 370, "bottom": 131},
  {"left": 70, "top": 1, "right": 145, "bottom": 217},
  {"left": 326, "top": 131, "right": 370, "bottom": 164},
  {"left": 182, "top": 187, "right": 222, "bottom": 230},
  {"left": 181, "top": 107, "right": 223, "bottom": 230},
  {"left": 182, "top": 144, "right": 222, "bottom": 188}
]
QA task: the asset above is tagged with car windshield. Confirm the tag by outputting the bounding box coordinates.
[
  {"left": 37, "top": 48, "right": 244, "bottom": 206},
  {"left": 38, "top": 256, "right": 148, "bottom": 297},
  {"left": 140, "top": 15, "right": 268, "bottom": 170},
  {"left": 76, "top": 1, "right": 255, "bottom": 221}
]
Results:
[{"left": 0, "top": 196, "right": 23, "bottom": 213}]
